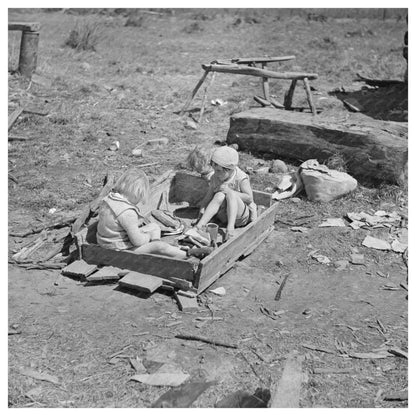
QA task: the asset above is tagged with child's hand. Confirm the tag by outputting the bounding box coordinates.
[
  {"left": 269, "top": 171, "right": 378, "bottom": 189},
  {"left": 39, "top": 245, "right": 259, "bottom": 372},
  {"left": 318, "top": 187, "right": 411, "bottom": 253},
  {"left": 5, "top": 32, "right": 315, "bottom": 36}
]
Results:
[
  {"left": 142, "top": 223, "right": 161, "bottom": 241},
  {"left": 225, "top": 227, "right": 235, "bottom": 241}
]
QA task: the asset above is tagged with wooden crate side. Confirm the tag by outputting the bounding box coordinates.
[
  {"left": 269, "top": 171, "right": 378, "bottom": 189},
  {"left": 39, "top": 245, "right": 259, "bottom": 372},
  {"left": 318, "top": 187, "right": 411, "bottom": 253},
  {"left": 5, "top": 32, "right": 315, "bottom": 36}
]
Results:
[
  {"left": 81, "top": 244, "right": 197, "bottom": 282},
  {"left": 194, "top": 203, "right": 278, "bottom": 293}
]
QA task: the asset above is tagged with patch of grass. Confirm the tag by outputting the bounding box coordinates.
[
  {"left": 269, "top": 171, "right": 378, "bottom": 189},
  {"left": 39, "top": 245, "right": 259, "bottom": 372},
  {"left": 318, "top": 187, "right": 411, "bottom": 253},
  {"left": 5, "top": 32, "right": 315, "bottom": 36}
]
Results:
[{"left": 64, "top": 19, "right": 102, "bottom": 51}]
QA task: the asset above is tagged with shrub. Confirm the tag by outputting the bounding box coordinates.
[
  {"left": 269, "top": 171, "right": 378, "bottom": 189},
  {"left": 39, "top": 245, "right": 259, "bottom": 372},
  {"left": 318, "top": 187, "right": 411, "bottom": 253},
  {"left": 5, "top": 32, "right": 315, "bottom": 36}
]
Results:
[{"left": 64, "top": 19, "right": 102, "bottom": 51}]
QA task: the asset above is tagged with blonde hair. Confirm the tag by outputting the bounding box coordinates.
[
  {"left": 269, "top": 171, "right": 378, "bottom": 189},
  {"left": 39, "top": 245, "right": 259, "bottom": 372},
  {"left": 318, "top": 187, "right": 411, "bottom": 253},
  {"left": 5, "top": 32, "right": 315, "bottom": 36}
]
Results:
[
  {"left": 113, "top": 168, "right": 149, "bottom": 205},
  {"left": 186, "top": 146, "right": 213, "bottom": 175}
]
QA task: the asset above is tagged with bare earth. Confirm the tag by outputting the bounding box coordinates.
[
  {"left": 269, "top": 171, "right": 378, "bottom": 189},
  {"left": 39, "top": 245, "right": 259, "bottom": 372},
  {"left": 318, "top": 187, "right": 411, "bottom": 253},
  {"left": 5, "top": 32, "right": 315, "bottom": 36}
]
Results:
[{"left": 8, "top": 9, "right": 408, "bottom": 408}]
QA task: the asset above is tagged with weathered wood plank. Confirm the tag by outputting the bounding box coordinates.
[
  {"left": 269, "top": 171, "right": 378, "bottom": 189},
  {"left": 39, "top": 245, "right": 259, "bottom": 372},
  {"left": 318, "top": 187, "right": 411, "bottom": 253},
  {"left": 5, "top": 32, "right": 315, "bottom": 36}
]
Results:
[
  {"left": 81, "top": 244, "right": 196, "bottom": 282},
  {"left": 269, "top": 352, "right": 306, "bottom": 408},
  {"left": 234, "top": 55, "right": 296, "bottom": 64},
  {"left": 174, "top": 293, "right": 199, "bottom": 311},
  {"left": 119, "top": 271, "right": 164, "bottom": 293},
  {"left": 8, "top": 22, "right": 41, "bottom": 32},
  {"left": 194, "top": 203, "right": 278, "bottom": 294},
  {"left": 62, "top": 259, "right": 98, "bottom": 279},
  {"left": 226, "top": 108, "right": 408, "bottom": 186}
]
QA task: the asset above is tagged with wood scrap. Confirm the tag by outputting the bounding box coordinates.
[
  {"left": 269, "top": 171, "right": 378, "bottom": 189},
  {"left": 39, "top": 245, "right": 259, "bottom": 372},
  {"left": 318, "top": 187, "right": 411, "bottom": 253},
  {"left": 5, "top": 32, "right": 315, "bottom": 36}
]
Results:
[
  {"left": 174, "top": 293, "right": 199, "bottom": 311},
  {"left": 179, "top": 69, "right": 210, "bottom": 115},
  {"left": 275, "top": 273, "right": 290, "bottom": 301},
  {"left": 161, "top": 276, "right": 193, "bottom": 291},
  {"left": 119, "top": 271, "right": 164, "bottom": 294},
  {"left": 9, "top": 215, "right": 77, "bottom": 238},
  {"left": 11, "top": 231, "right": 49, "bottom": 262},
  {"left": 175, "top": 333, "right": 237, "bottom": 349},
  {"left": 61, "top": 259, "right": 98, "bottom": 279},
  {"left": 301, "top": 343, "right": 335, "bottom": 354},
  {"left": 270, "top": 352, "right": 306, "bottom": 408},
  {"left": 8, "top": 107, "right": 24, "bottom": 131},
  {"left": 86, "top": 266, "right": 123, "bottom": 282}
]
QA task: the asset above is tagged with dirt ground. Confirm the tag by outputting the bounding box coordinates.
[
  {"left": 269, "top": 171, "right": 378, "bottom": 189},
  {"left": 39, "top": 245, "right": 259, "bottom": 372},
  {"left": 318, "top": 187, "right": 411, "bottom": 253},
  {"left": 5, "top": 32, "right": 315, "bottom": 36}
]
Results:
[{"left": 8, "top": 8, "right": 408, "bottom": 408}]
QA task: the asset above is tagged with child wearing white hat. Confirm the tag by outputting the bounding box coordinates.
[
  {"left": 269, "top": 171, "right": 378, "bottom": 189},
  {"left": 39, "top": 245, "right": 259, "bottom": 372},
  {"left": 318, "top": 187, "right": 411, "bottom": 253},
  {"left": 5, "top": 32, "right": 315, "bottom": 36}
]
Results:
[{"left": 194, "top": 146, "right": 257, "bottom": 240}]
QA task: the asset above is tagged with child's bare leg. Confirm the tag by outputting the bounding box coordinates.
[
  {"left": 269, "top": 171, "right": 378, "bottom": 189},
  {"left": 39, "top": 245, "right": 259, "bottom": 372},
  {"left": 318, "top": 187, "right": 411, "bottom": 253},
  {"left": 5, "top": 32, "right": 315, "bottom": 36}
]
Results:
[
  {"left": 196, "top": 192, "right": 225, "bottom": 228},
  {"left": 129, "top": 241, "right": 187, "bottom": 259},
  {"left": 224, "top": 192, "right": 246, "bottom": 239}
]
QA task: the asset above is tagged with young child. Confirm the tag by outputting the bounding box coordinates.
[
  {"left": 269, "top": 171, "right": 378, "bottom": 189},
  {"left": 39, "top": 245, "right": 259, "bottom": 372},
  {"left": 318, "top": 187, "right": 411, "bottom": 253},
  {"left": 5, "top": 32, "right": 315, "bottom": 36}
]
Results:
[
  {"left": 194, "top": 146, "right": 257, "bottom": 240},
  {"left": 96, "top": 168, "right": 189, "bottom": 258},
  {"left": 186, "top": 145, "right": 214, "bottom": 180}
]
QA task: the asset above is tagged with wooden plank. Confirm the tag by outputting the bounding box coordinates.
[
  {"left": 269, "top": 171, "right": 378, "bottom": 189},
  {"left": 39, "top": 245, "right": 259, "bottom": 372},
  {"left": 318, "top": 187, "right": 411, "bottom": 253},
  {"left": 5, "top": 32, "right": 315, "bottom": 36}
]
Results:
[
  {"left": 8, "top": 22, "right": 41, "bottom": 32},
  {"left": 174, "top": 293, "right": 199, "bottom": 311},
  {"left": 119, "top": 271, "right": 164, "bottom": 293},
  {"left": 226, "top": 107, "right": 408, "bottom": 186},
  {"left": 162, "top": 276, "right": 193, "bottom": 291},
  {"left": 194, "top": 202, "right": 278, "bottom": 293},
  {"left": 86, "top": 266, "right": 123, "bottom": 282},
  {"left": 81, "top": 244, "right": 196, "bottom": 282},
  {"left": 19, "top": 31, "right": 39, "bottom": 78},
  {"left": 62, "top": 259, "right": 98, "bottom": 278},
  {"left": 269, "top": 352, "right": 305, "bottom": 408},
  {"left": 234, "top": 55, "right": 296, "bottom": 64},
  {"left": 202, "top": 64, "right": 318, "bottom": 81},
  {"left": 8, "top": 107, "right": 24, "bottom": 131},
  {"left": 254, "top": 96, "right": 272, "bottom": 107}
]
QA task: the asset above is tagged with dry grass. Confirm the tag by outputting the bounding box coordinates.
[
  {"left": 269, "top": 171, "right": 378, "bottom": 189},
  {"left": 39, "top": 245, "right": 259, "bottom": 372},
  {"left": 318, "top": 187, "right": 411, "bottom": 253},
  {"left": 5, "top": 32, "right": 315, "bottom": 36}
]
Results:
[{"left": 64, "top": 19, "right": 102, "bottom": 51}]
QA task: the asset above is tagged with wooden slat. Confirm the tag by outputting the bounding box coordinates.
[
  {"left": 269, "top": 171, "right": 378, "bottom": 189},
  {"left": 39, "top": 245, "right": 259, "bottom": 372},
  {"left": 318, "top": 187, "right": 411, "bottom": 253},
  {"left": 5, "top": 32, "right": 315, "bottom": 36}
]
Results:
[
  {"left": 303, "top": 77, "right": 317, "bottom": 116},
  {"left": 62, "top": 259, "right": 98, "bottom": 278},
  {"left": 179, "top": 69, "right": 210, "bottom": 115},
  {"left": 81, "top": 244, "right": 196, "bottom": 282},
  {"left": 194, "top": 202, "right": 279, "bottom": 293},
  {"left": 234, "top": 56, "right": 296, "bottom": 64},
  {"left": 202, "top": 64, "right": 318, "bottom": 81},
  {"left": 8, "top": 22, "right": 41, "bottom": 32}
]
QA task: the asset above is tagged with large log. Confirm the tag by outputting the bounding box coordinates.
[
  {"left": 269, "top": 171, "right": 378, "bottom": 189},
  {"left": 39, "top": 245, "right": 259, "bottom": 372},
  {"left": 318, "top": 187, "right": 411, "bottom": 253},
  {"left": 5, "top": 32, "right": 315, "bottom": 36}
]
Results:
[{"left": 226, "top": 108, "right": 407, "bottom": 186}]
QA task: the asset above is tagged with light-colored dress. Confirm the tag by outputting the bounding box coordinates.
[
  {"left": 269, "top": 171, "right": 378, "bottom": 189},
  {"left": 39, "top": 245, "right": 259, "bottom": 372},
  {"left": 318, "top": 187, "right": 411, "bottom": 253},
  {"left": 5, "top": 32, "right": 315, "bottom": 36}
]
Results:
[
  {"left": 96, "top": 192, "right": 146, "bottom": 250},
  {"left": 209, "top": 167, "right": 257, "bottom": 225}
]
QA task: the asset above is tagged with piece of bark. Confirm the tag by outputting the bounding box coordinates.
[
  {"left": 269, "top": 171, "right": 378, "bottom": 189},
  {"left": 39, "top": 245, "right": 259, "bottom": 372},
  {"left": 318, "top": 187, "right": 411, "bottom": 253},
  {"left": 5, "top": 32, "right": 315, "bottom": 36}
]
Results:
[{"left": 175, "top": 333, "right": 237, "bottom": 349}]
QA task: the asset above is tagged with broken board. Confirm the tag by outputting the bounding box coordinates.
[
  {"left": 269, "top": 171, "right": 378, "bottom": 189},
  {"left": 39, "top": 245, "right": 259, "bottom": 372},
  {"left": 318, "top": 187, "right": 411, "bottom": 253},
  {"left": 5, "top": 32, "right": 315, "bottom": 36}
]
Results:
[
  {"left": 174, "top": 292, "right": 199, "bottom": 311},
  {"left": 86, "top": 266, "right": 123, "bottom": 282},
  {"left": 119, "top": 271, "right": 164, "bottom": 294},
  {"left": 226, "top": 107, "right": 407, "bottom": 186}
]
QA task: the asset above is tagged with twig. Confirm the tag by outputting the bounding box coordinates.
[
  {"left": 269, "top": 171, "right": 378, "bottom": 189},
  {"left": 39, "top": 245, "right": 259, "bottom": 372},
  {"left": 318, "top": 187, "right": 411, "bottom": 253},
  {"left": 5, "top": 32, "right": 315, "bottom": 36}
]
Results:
[
  {"left": 175, "top": 333, "right": 237, "bottom": 349},
  {"left": 275, "top": 273, "right": 290, "bottom": 301}
]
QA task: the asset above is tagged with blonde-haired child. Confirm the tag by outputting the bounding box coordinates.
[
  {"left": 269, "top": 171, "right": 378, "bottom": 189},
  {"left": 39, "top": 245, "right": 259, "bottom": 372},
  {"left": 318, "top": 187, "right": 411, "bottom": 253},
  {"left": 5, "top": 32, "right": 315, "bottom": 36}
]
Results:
[
  {"left": 97, "top": 168, "right": 188, "bottom": 258},
  {"left": 186, "top": 145, "right": 214, "bottom": 180},
  {"left": 195, "top": 146, "right": 257, "bottom": 241}
]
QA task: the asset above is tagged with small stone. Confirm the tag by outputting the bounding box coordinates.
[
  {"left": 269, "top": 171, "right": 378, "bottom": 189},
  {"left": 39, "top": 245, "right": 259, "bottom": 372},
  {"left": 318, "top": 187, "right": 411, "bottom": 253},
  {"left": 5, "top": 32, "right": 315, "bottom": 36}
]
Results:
[
  {"left": 132, "top": 147, "right": 143, "bottom": 157},
  {"left": 184, "top": 119, "right": 198, "bottom": 130}
]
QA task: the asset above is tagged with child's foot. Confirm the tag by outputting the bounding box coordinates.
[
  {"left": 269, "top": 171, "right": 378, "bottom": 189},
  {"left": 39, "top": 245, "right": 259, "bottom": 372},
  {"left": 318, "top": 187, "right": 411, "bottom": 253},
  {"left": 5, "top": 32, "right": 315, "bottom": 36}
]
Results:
[{"left": 188, "top": 246, "right": 214, "bottom": 259}]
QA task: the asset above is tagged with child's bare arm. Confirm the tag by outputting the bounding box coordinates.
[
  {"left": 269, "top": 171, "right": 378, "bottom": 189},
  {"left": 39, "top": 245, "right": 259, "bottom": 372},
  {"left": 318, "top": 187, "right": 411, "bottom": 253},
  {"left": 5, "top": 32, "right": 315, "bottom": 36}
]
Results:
[
  {"left": 220, "top": 178, "right": 253, "bottom": 204},
  {"left": 118, "top": 210, "right": 151, "bottom": 247}
]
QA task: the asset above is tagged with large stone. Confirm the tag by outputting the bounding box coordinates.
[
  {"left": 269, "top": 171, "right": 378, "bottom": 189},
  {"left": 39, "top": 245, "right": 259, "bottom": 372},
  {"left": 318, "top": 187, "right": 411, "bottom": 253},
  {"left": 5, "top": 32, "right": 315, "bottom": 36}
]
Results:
[{"left": 226, "top": 108, "right": 407, "bottom": 186}]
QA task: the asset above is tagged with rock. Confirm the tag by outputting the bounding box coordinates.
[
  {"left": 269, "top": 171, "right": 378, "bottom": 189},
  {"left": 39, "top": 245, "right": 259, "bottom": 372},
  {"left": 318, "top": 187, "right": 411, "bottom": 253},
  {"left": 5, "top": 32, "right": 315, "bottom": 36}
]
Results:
[{"left": 132, "top": 147, "right": 143, "bottom": 157}]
